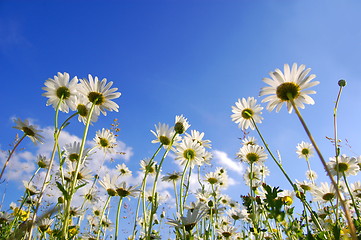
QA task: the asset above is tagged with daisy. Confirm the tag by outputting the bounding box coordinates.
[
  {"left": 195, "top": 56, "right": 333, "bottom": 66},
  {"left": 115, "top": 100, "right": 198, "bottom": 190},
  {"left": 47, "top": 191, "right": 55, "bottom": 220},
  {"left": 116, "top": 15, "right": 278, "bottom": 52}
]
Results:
[
  {"left": 237, "top": 144, "right": 267, "bottom": 164},
  {"left": 185, "top": 130, "right": 211, "bottom": 148},
  {"left": 13, "top": 118, "right": 44, "bottom": 144},
  {"left": 296, "top": 141, "right": 314, "bottom": 159},
  {"left": 174, "top": 115, "right": 190, "bottom": 134},
  {"left": 38, "top": 218, "right": 54, "bottom": 233},
  {"left": 63, "top": 141, "right": 91, "bottom": 163},
  {"left": 99, "top": 173, "right": 118, "bottom": 196},
  {"left": 94, "top": 128, "right": 117, "bottom": 154},
  {"left": 140, "top": 158, "right": 157, "bottom": 176},
  {"left": 174, "top": 137, "right": 206, "bottom": 169},
  {"left": 204, "top": 172, "right": 222, "bottom": 185},
  {"left": 219, "top": 194, "right": 231, "bottom": 206},
  {"left": 23, "top": 180, "right": 39, "bottom": 196},
  {"left": 70, "top": 94, "right": 99, "bottom": 124},
  {"left": 243, "top": 165, "right": 263, "bottom": 187},
  {"left": 260, "top": 63, "right": 319, "bottom": 113},
  {"left": 311, "top": 182, "right": 336, "bottom": 203},
  {"left": 226, "top": 208, "right": 248, "bottom": 221},
  {"left": 77, "top": 74, "right": 121, "bottom": 116},
  {"left": 241, "top": 136, "right": 257, "bottom": 146},
  {"left": 216, "top": 225, "right": 238, "bottom": 239},
  {"left": 64, "top": 161, "right": 93, "bottom": 183},
  {"left": 327, "top": 155, "right": 360, "bottom": 177},
  {"left": 151, "top": 123, "right": 176, "bottom": 147},
  {"left": 37, "top": 154, "right": 50, "bottom": 169},
  {"left": 42, "top": 72, "right": 78, "bottom": 113},
  {"left": 305, "top": 169, "right": 318, "bottom": 181},
  {"left": 115, "top": 182, "right": 138, "bottom": 199},
  {"left": 295, "top": 179, "right": 314, "bottom": 192},
  {"left": 231, "top": 97, "right": 263, "bottom": 130},
  {"left": 161, "top": 171, "right": 182, "bottom": 182},
  {"left": 116, "top": 163, "right": 132, "bottom": 176},
  {"left": 167, "top": 202, "right": 205, "bottom": 231}
]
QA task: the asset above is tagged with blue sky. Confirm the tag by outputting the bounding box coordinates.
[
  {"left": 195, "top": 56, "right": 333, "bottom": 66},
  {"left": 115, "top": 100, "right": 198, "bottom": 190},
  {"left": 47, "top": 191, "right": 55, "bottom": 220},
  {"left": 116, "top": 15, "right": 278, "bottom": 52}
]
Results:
[{"left": 1, "top": 0, "right": 361, "bottom": 234}]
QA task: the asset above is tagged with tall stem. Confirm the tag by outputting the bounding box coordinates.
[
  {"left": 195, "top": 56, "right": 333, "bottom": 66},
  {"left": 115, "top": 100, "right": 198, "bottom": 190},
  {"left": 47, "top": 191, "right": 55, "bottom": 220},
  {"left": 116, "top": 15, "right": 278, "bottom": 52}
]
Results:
[
  {"left": 287, "top": 94, "right": 357, "bottom": 239},
  {"left": 0, "top": 134, "right": 26, "bottom": 181},
  {"left": 115, "top": 197, "right": 124, "bottom": 240}
]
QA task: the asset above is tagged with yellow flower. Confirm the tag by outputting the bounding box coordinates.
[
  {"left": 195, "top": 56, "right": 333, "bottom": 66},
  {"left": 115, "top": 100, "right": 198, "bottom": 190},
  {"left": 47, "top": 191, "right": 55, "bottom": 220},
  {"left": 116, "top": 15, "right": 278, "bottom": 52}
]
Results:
[{"left": 12, "top": 208, "right": 30, "bottom": 221}]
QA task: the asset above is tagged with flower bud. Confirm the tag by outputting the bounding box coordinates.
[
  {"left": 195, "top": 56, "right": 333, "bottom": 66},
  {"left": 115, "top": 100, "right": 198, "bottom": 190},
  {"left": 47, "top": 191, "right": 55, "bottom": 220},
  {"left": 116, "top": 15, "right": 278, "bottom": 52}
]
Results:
[{"left": 338, "top": 79, "right": 346, "bottom": 87}]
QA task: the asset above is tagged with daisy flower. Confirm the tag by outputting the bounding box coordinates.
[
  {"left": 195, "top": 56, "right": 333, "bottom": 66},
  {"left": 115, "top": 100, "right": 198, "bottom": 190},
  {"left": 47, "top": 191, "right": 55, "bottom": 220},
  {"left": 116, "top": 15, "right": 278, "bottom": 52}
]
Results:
[
  {"left": 305, "top": 169, "right": 318, "bottom": 181},
  {"left": 150, "top": 123, "right": 176, "bottom": 147},
  {"left": 167, "top": 202, "right": 205, "bottom": 231},
  {"left": 260, "top": 63, "right": 319, "bottom": 113},
  {"left": 23, "top": 180, "right": 39, "bottom": 196},
  {"left": 174, "top": 115, "right": 190, "bottom": 134},
  {"left": 13, "top": 118, "right": 44, "bottom": 144},
  {"left": 99, "top": 173, "right": 118, "bottom": 196},
  {"left": 94, "top": 128, "right": 117, "bottom": 154},
  {"left": 140, "top": 158, "right": 157, "bottom": 176},
  {"left": 42, "top": 72, "right": 78, "bottom": 113},
  {"left": 216, "top": 225, "right": 238, "bottom": 239},
  {"left": 231, "top": 97, "right": 263, "bottom": 130},
  {"left": 37, "top": 154, "right": 50, "bottom": 169},
  {"left": 295, "top": 179, "right": 314, "bottom": 192},
  {"left": 243, "top": 165, "right": 263, "bottom": 187},
  {"left": 350, "top": 181, "right": 361, "bottom": 199},
  {"left": 185, "top": 130, "right": 211, "bottom": 148},
  {"left": 174, "top": 137, "right": 206, "bottom": 169},
  {"left": 161, "top": 171, "right": 182, "bottom": 182},
  {"left": 115, "top": 182, "right": 138, "bottom": 199},
  {"left": 64, "top": 161, "right": 93, "bottom": 183},
  {"left": 241, "top": 136, "right": 257, "bottom": 146},
  {"left": 63, "top": 141, "right": 91, "bottom": 163},
  {"left": 70, "top": 94, "right": 99, "bottom": 124},
  {"left": 38, "top": 218, "right": 54, "bottom": 233},
  {"left": 311, "top": 182, "right": 337, "bottom": 202},
  {"left": 204, "top": 172, "right": 222, "bottom": 186},
  {"left": 116, "top": 163, "right": 132, "bottom": 176},
  {"left": 237, "top": 144, "right": 267, "bottom": 164},
  {"left": 77, "top": 74, "right": 121, "bottom": 116},
  {"left": 327, "top": 154, "right": 360, "bottom": 177},
  {"left": 296, "top": 141, "right": 314, "bottom": 159}
]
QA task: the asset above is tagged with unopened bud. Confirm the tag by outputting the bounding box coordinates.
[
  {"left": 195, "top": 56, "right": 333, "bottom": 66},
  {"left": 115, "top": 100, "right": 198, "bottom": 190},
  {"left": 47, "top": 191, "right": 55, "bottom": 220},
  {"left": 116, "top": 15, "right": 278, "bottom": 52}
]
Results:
[{"left": 338, "top": 79, "right": 346, "bottom": 87}]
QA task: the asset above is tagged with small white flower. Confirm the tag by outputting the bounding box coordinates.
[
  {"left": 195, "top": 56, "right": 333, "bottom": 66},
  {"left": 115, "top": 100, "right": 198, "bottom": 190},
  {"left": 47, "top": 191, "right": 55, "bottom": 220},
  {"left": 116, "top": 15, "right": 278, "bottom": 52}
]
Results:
[
  {"left": 327, "top": 154, "right": 360, "bottom": 177},
  {"left": 77, "top": 74, "right": 121, "bottom": 116},
  {"left": 116, "top": 163, "right": 132, "bottom": 176},
  {"left": 13, "top": 118, "right": 44, "bottom": 144},
  {"left": 311, "top": 182, "right": 336, "bottom": 202},
  {"left": 174, "top": 137, "right": 206, "bottom": 169},
  {"left": 296, "top": 141, "right": 314, "bottom": 159},
  {"left": 305, "top": 169, "right": 318, "bottom": 181},
  {"left": 237, "top": 144, "right": 267, "bottom": 164},
  {"left": 185, "top": 130, "right": 211, "bottom": 148},
  {"left": 231, "top": 97, "right": 263, "bottom": 130},
  {"left": 174, "top": 115, "right": 190, "bottom": 134},
  {"left": 150, "top": 123, "right": 177, "bottom": 147},
  {"left": 94, "top": 128, "right": 117, "bottom": 154},
  {"left": 241, "top": 136, "right": 257, "bottom": 146},
  {"left": 42, "top": 72, "right": 78, "bottom": 113},
  {"left": 260, "top": 63, "right": 319, "bottom": 113}
]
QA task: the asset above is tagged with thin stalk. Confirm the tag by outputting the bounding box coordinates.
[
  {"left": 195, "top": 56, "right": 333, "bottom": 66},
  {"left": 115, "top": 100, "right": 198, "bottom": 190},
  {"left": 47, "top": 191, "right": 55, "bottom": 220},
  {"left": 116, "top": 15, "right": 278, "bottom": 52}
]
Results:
[
  {"left": 343, "top": 173, "right": 360, "bottom": 219},
  {"left": 115, "top": 197, "right": 124, "bottom": 240},
  {"left": 0, "top": 134, "right": 26, "bottom": 181},
  {"left": 179, "top": 159, "right": 190, "bottom": 215},
  {"left": 28, "top": 97, "right": 63, "bottom": 240},
  {"left": 62, "top": 103, "right": 96, "bottom": 238},
  {"left": 287, "top": 94, "right": 357, "bottom": 239},
  {"left": 333, "top": 84, "right": 343, "bottom": 230},
  {"left": 96, "top": 195, "right": 111, "bottom": 240}
]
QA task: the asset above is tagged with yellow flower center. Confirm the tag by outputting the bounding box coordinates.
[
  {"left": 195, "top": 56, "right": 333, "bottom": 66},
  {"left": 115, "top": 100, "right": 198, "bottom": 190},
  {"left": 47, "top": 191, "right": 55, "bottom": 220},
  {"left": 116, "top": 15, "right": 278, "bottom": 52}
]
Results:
[
  {"left": 88, "top": 92, "right": 105, "bottom": 105},
  {"left": 56, "top": 86, "right": 71, "bottom": 99},
  {"left": 183, "top": 149, "right": 196, "bottom": 161},
  {"left": 246, "top": 153, "right": 259, "bottom": 163},
  {"left": 276, "top": 82, "right": 300, "bottom": 101},
  {"left": 241, "top": 108, "right": 254, "bottom": 119},
  {"left": 22, "top": 127, "right": 35, "bottom": 136}
]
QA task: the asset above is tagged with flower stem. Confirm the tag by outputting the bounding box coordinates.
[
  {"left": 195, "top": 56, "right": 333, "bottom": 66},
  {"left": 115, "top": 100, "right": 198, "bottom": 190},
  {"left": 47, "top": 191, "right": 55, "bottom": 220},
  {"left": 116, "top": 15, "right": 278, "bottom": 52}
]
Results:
[
  {"left": 0, "top": 134, "right": 26, "bottom": 181},
  {"left": 115, "top": 196, "right": 124, "bottom": 240},
  {"left": 287, "top": 94, "right": 357, "bottom": 239},
  {"left": 96, "top": 195, "right": 111, "bottom": 240}
]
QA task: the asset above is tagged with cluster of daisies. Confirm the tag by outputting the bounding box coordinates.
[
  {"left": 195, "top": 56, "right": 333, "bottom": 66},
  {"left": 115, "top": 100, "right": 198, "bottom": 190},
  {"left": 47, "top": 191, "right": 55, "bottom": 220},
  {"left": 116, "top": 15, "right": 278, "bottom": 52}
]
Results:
[{"left": 1, "top": 63, "right": 361, "bottom": 239}]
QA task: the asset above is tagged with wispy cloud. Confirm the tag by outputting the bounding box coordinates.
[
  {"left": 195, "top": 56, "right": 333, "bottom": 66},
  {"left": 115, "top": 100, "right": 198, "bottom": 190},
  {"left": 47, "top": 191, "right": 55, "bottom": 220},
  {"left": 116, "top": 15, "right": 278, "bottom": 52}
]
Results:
[{"left": 212, "top": 150, "right": 243, "bottom": 174}]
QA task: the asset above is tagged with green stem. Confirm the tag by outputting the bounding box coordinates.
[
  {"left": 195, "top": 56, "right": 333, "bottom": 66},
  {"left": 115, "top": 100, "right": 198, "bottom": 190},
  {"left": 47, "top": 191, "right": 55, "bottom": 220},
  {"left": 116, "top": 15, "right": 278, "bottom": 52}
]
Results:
[
  {"left": 63, "top": 103, "right": 96, "bottom": 238},
  {"left": 0, "top": 134, "right": 26, "bottom": 181},
  {"left": 287, "top": 94, "right": 357, "bottom": 239},
  {"left": 343, "top": 173, "right": 360, "bottom": 219},
  {"left": 115, "top": 197, "right": 124, "bottom": 240},
  {"left": 179, "top": 159, "right": 190, "bottom": 215},
  {"left": 96, "top": 195, "right": 111, "bottom": 240}
]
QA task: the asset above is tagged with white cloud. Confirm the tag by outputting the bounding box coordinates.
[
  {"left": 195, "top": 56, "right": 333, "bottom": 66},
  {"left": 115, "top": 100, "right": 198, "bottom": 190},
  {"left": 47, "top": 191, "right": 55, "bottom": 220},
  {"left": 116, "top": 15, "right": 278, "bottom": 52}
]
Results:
[{"left": 212, "top": 150, "right": 243, "bottom": 174}]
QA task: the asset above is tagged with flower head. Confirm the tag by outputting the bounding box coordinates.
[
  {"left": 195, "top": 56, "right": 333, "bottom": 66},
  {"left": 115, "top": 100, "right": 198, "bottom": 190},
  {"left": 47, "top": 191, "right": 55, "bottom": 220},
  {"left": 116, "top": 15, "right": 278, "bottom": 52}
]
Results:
[
  {"left": 63, "top": 141, "right": 91, "bottom": 163},
  {"left": 70, "top": 94, "right": 99, "bottom": 124},
  {"left": 150, "top": 123, "right": 176, "bottom": 147},
  {"left": 260, "top": 63, "right": 319, "bottom": 113},
  {"left": 174, "top": 137, "right": 206, "bottom": 169},
  {"left": 231, "top": 97, "right": 263, "bottom": 130},
  {"left": 327, "top": 155, "right": 359, "bottom": 177},
  {"left": 174, "top": 115, "right": 190, "bottom": 134},
  {"left": 296, "top": 141, "right": 314, "bottom": 159},
  {"left": 237, "top": 144, "right": 267, "bottom": 164},
  {"left": 185, "top": 130, "right": 211, "bottom": 148},
  {"left": 78, "top": 74, "right": 121, "bottom": 116},
  {"left": 311, "top": 182, "right": 336, "bottom": 202},
  {"left": 13, "top": 118, "right": 44, "bottom": 144},
  {"left": 99, "top": 174, "right": 118, "bottom": 196},
  {"left": 162, "top": 171, "right": 182, "bottom": 182},
  {"left": 94, "top": 128, "right": 117, "bottom": 154},
  {"left": 42, "top": 72, "right": 78, "bottom": 113},
  {"left": 116, "top": 163, "right": 132, "bottom": 176}
]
